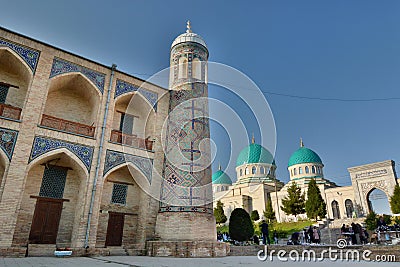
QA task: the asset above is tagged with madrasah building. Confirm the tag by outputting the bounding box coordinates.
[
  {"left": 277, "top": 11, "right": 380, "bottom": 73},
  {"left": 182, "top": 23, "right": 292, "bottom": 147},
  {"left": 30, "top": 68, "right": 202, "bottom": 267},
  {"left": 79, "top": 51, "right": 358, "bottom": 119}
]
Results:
[
  {"left": 213, "top": 138, "right": 399, "bottom": 226},
  {"left": 0, "top": 23, "right": 229, "bottom": 257}
]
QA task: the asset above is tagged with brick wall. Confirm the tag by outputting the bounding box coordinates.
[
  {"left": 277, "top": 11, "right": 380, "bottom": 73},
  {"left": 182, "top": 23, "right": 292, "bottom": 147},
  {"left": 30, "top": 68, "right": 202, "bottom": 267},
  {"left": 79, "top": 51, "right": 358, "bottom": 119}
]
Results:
[{"left": 0, "top": 27, "right": 168, "bottom": 252}]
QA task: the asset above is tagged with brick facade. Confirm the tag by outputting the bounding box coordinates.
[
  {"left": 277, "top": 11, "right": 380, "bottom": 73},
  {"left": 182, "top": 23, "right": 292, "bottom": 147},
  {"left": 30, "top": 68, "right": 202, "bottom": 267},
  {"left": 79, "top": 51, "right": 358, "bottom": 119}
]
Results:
[
  {"left": 0, "top": 25, "right": 228, "bottom": 258},
  {"left": 0, "top": 26, "right": 168, "bottom": 255}
]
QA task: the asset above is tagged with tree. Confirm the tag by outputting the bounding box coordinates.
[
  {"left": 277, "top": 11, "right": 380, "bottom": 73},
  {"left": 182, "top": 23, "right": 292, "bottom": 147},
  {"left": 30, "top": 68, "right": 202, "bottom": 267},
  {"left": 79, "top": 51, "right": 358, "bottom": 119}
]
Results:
[
  {"left": 281, "top": 181, "right": 305, "bottom": 218},
  {"left": 263, "top": 194, "right": 276, "bottom": 224},
  {"left": 305, "top": 178, "right": 327, "bottom": 220},
  {"left": 382, "top": 214, "right": 392, "bottom": 225},
  {"left": 229, "top": 208, "right": 254, "bottom": 241},
  {"left": 365, "top": 210, "right": 378, "bottom": 231},
  {"left": 390, "top": 184, "right": 400, "bottom": 214},
  {"left": 213, "top": 200, "right": 227, "bottom": 225},
  {"left": 250, "top": 210, "right": 260, "bottom": 221}
]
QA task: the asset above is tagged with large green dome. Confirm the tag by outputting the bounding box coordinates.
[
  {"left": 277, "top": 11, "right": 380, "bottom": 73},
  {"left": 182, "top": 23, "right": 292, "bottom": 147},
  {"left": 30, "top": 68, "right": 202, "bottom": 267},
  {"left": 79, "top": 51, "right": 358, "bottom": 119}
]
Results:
[
  {"left": 236, "top": 143, "right": 275, "bottom": 167},
  {"left": 212, "top": 170, "right": 232, "bottom": 185},
  {"left": 288, "top": 146, "right": 322, "bottom": 167}
]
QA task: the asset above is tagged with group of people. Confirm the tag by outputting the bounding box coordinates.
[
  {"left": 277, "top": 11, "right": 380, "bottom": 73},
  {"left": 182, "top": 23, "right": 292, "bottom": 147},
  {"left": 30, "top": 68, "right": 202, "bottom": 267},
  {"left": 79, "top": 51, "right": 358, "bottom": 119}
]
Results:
[
  {"left": 217, "top": 232, "right": 230, "bottom": 242},
  {"left": 305, "top": 226, "right": 322, "bottom": 244},
  {"left": 288, "top": 226, "right": 322, "bottom": 245},
  {"left": 340, "top": 222, "right": 369, "bottom": 245}
]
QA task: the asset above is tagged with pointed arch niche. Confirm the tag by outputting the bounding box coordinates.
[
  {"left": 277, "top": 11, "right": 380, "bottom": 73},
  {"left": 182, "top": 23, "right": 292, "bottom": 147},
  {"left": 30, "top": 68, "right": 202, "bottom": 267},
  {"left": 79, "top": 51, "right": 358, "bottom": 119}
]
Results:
[
  {"left": 12, "top": 149, "right": 89, "bottom": 247},
  {"left": 41, "top": 73, "right": 101, "bottom": 137},
  {"left": 111, "top": 92, "right": 156, "bottom": 151},
  {"left": 0, "top": 47, "right": 34, "bottom": 120},
  {"left": 96, "top": 164, "right": 148, "bottom": 247}
]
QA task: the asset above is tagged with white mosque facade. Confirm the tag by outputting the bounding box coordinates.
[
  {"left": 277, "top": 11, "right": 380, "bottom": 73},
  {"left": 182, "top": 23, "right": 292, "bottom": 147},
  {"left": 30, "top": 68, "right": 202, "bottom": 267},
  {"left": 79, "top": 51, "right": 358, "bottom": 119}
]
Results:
[{"left": 213, "top": 139, "right": 398, "bottom": 226}]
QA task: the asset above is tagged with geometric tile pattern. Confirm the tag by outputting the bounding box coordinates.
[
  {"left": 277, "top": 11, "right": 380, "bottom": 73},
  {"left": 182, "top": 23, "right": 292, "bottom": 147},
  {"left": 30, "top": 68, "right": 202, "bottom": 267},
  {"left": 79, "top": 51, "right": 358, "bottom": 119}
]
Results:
[
  {"left": 103, "top": 149, "right": 153, "bottom": 184},
  {"left": 111, "top": 183, "right": 128, "bottom": 205},
  {"left": 115, "top": 79, "right": 158, "bottom": 111},
  {"left": 39, "top": 166, "right": 68, "bottom": 199},
  {"left": 0, "top": 127, "right": 18, "bottom": 161},
  {"left": 50, "top": 57, "right": 106, "bottom": 94},
  {"left": 0, "top": 38, "right": 40, "bottom": 73},
  {"left": 160, "top": 79, "right": 213, "bottom": 213},
  {"left": 159, "top": 206, "right": 212, "bottom": 213},
  {"left": 30, "top": 136, "right": 94, "bottom": 171}
]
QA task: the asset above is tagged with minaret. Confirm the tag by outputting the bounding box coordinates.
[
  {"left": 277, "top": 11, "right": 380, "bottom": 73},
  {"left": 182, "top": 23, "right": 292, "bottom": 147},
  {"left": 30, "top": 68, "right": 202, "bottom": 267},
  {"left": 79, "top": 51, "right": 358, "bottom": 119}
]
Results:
[{"left": 154, "top": 21, "right": 216, "bottom": 242}]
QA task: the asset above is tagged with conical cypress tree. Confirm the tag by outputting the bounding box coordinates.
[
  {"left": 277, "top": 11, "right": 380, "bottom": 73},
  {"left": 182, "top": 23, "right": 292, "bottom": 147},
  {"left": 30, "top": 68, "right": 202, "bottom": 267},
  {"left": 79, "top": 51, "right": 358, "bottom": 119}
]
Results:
[
  {"left": 214, "top": 200, "right": 227, "bottom": 225},
  {"left": 264, "top": 194, "right": 276, "bottom": 223},
  {"left": 390, "top": 184, "right": 400, "bottom": 214},
  {"left": 281, "top": 181, "right": 305, "bottom": 218},
  {"left": 305, "top": 178, "right": 327, "bottom": 220}
]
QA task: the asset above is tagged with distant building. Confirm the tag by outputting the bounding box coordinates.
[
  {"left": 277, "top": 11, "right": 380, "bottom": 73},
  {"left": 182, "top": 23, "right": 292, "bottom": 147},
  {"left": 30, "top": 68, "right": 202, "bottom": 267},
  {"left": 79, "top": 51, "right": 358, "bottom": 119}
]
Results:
[
  {"left": 214, "top": 138, "right": 398, "bottom": 226},
  {"left": 213, "top": 136, "right": 284, "bottom": 220}
]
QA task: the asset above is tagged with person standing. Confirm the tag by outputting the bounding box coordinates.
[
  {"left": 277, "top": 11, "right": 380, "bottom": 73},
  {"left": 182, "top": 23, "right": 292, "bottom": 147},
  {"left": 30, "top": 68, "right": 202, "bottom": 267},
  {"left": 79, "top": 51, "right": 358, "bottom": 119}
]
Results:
[
  {"left": 341, "top": 224, "right": 347, "bottom": 233},
  {"left": 260, "top": 220, "right": 270, "bottom": 245},
  {"left": 301, "top": 229, "right": 306, "bottom": 244},
  {"left": 317, "top": 227, "right": 322, "bottom": 244},
  {"left": 307, "top": 226, "right": 314, "bottom": 243},
  {"left": 351, "top": 222, "right": 358, "bottom": 245},
  {"left": 377, "top": 216, "right": 387, "bottom": 228},
  {"left": 273, "top": 230, "right": 278, "bottom": 244},
  {"left": 313, "top": 226, "right": 320, "bottom": 244}
]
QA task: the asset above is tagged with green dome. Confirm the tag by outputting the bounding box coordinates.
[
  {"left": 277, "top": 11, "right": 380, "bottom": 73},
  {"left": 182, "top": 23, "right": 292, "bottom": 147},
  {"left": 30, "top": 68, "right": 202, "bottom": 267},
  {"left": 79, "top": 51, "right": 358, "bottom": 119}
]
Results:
[
  {"left": 212, "top": 170, "right": 232, "bottom": 185},
  {"left": 236, "top": 143, "right": 275, "bottom": 167},
  {"left": 288, "top": 146, "right": 322, "bottom": 167}
]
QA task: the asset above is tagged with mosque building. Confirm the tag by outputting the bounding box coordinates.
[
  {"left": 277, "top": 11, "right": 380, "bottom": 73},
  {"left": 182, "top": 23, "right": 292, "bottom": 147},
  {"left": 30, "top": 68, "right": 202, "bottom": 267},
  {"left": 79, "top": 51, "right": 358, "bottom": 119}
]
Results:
[
  {"left": 213, "top": 136, "right": 284, "bottom": 219},
  {"left": 213, "top": 138, "right": 398, "bottom": 227}
]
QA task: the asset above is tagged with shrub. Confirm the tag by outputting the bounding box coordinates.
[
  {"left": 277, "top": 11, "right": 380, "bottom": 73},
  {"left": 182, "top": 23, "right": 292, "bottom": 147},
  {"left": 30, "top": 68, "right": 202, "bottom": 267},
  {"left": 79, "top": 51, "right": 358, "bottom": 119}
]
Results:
[
  {"left": 229, "top": 208, "right": 254, "bottom": 242},
  {"left": 217, "top": 225, "right": 229, "bottom": 234},
  {"left": 365, "top": 211, "right": 378, "bottom": 231},
  {"left": 251, "top": 210, "right": 260, "bottom": 221},
  {"left": 382, "top": 214, "right": 392, "bottom": 225}
]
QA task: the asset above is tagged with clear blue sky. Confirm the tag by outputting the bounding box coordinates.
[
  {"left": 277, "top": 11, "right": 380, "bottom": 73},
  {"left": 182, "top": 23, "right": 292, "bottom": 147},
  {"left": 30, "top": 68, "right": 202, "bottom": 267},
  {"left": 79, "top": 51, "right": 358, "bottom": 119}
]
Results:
[{"left": 1, "top": 0, "right": 400, "bottom": 188}]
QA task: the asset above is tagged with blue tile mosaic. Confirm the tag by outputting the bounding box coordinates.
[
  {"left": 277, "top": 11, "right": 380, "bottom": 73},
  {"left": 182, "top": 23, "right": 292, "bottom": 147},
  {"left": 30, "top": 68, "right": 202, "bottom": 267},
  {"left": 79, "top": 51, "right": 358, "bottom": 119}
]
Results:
[
  {"left": 50, "top": 58, "right": 105, "bottom": 94},
  {"left": 159, "top": 206, "right": 212, "bottom": 213},
  {"left": 0, "top": 127, "right": 18, "bottom": 161},
  {"left": 115, "top": 79, "right": 158, "bottom": 111},
  {"left": 159, "top": 83, "right": 213, "bottom": 212},
  {"left": 0, "top": 38, "right": 40, "bottom": 73},
  {"left": 104, "top": 149, "right": 153, "bottom": 184},
  {"left": 30, "top": 136, "right": 94, "bottom": 171}
]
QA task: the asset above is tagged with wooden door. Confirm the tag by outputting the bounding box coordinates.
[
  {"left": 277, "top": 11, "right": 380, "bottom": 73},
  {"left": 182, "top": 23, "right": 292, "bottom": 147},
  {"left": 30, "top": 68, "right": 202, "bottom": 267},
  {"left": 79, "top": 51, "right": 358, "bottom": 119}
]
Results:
[
  {"left": 29, "top": 198, "right": 63, "bottom": 244},
  {"left": 105, "top": 212, "right": 125, "bottom": 246}
]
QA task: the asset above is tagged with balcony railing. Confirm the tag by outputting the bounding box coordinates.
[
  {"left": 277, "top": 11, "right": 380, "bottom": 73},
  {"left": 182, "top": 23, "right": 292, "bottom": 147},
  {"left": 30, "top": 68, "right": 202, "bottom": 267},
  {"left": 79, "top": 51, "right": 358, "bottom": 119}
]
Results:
[
  {"left": 110, "top": 129, "right": 154, "bottom": 151},
  {"left": 0, "top": 103, "right": 22, "bottom": 120},
  {"left": 41, "top": 114, "right": 95, "bottom": 137}
]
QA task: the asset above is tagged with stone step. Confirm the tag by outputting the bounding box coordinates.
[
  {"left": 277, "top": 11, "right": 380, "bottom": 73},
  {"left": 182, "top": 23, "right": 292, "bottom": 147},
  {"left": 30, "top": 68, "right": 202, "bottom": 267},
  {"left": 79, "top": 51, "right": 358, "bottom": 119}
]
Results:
[
  {"left": 27, "top": 244, "right": 57, "bottom": 257},
  {"left": 229, "top": 245, "right": 263, "bottom": 256},
  {"left": 107, "top": 246, "right": 127, "bottom": 256},
  {"left": 126, "top": 248, "right": 146, "bottom": 256}
]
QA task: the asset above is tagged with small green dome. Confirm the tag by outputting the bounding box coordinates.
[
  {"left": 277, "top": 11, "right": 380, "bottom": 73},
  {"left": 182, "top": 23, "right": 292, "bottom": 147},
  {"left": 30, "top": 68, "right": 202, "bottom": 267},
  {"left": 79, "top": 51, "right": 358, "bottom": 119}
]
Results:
[
  {"left": 212, "top": 170, "right": 232, "bottom": 185},
  {"left": 236, "top": 143, "right": 275, "bottom": 167},
  {"left": 288, "top": 146, "right": 322, "bottom": 167}
]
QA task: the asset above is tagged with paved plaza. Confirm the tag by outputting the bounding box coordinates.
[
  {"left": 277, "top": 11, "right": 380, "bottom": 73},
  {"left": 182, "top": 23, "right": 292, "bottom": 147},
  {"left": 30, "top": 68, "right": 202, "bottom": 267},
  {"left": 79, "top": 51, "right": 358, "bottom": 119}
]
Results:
[{"left": 0, "top": 256, "right": 399, "bottom": 267}]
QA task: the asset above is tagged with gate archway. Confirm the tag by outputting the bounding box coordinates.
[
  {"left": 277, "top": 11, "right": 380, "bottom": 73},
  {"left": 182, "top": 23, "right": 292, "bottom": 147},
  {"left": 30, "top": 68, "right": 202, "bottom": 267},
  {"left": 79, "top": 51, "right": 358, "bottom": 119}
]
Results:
[{"left": 367, "top": 188, "right": 391, "bottom": 215}]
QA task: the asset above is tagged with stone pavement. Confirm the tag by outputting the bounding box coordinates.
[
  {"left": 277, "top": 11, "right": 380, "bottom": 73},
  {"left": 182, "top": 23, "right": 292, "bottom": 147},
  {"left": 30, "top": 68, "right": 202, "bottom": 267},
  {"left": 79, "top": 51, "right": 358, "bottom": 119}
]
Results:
[{"left": 0, "top": 256, "right": 399, "bottom": 267}]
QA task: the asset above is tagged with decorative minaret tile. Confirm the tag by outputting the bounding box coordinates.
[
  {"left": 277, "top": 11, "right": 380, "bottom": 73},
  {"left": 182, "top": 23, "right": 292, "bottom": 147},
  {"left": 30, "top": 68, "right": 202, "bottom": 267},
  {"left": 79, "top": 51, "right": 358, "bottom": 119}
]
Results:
[{"left": 155, "top": 21, "right": 216, "bottom": 241}]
